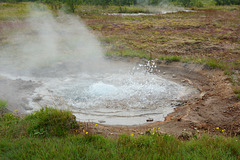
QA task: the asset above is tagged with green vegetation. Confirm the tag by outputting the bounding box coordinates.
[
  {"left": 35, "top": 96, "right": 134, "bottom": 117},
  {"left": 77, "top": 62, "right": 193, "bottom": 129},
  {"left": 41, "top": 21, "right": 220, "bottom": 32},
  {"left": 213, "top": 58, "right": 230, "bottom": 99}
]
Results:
[
  {"left": 0, "top": 3, "right": 29, "bottom": 21},
  {"left": 0, "top": 99, "right": 8, "bottom": 115},
  {"left": 105, "top": 49, "right": 149, "bottom": 58},
  {"left": 0, "top": 107, "right": 239, "bottom": 159},
  {"left": 0, "top": 99, "right": 7, "bottom": 110},
  {"left": 25, "top": 108, "right": 79, "bottom": 137},
  {"left": 0, "top": 134, "right": 239, "bottom": 159},
  {"left": 0, "top": 107, "right": 79, "bottom": 138},
  {"left": 159, "top": 55, "right": 181, "bottom": 62},
  {"left": 233, "top": 87, "right": 240, "bottom": 95}
]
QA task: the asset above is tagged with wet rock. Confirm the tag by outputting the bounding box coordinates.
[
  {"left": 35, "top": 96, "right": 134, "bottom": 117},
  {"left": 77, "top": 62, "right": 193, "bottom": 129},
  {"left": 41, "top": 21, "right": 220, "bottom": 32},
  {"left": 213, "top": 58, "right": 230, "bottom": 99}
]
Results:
[
  {"left": 98, "top": 120, "right": 106, "bottom": 123},
  {"left": 164, "top": 60, "right": 171, "bottom": 65},
  {"left": 23, "top": 106, "right": 33, "bottom": 110},
  {"left": 146, "top": 118, "right": 154, "bottom": 122},
  {"left": 171, "top": 101, "right": 183, "bottom": 107},
  {"left": 183, "top": 63, "right": 188, "bottom": 68},
  {"left": 203, "top": 64, "right": 214, "bottom": 70},
  {"left": 156, "top": 60, "right": 162, "bottom": 64},
  {"left": 33, "top": 95, "right": 42, "bottom": 102}
]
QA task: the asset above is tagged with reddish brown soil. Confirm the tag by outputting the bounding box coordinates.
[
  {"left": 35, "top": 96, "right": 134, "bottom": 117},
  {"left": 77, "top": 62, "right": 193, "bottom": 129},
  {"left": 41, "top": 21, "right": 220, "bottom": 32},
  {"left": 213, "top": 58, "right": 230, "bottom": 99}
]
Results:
[{"left": 79, "top": 61, "right": 240, "bottom": 138}]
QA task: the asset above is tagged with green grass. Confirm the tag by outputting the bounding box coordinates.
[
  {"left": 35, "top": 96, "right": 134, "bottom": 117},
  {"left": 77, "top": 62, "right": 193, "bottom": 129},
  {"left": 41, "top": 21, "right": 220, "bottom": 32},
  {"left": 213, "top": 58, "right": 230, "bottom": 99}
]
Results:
[
  {"left": 0, "top": 133, "right": 239, "bottom": 159},
  {"left": 236, "top": 93, "right": 240, "bottom": 99},
  {"left": 233, "top": 87, "right": 240, "bottom": 94},
  {"left": 0, "top": 2, "right": 29, "bottom": 21},
  {"left": 0, "top": 99, "right": 7, "bottom": 110},
  {"left": 105, "top": 49, "right": 149, "bottom": 59},
  {"left": 158, "top": 55, "right": 181, "bottom": 62},
  {"left": 205, "top": 58, "right": 226, "bottom": 70}
]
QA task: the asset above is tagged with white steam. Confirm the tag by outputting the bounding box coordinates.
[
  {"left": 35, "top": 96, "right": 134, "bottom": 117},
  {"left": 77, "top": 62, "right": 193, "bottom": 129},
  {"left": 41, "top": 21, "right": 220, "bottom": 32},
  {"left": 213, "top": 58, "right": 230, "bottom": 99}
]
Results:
[
  {"left": 0, "top": 5, "right": 106, "bottom": 77},
  {"left": 136, "top": 0, "right": 186, "bottom": 14}
]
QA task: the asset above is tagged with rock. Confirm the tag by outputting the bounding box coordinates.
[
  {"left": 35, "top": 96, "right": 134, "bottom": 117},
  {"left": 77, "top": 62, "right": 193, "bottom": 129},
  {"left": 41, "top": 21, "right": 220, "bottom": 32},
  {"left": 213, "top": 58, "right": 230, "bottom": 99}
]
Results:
[
  {"left": 199, "top": 92, "right": 207, "bottom": 100},
  {"left": 146, "top": 118, "right": 154, "bottom": 122},
  {"left": 181, "top": 80, "right": 187, "bottom": 83},
  {"left": 156, "top": 60, "right": 162, "bottom": 64},
  {"left": 98, "top": 120, "right": 106, "bottom": 123},
  {"left": 172, "top": 74, "right": 176, "bottom": 78},
  {"left": 33, "top": 95, "right": 42, "bottom": 102},
  {"left": 164, "top": 60, "right": 171, "bottom": 65},
  {"left": 183, "top": 63, "right": 188, "bottom": 68},
  {"left": 23, "top": 106, "right": 33, "bottom": 110},
  {"left": 96, "top": 131, "right": 103, "bottom": 134},
  {"left": 163, "top": 72, "right": 166, "bottom": 75}
]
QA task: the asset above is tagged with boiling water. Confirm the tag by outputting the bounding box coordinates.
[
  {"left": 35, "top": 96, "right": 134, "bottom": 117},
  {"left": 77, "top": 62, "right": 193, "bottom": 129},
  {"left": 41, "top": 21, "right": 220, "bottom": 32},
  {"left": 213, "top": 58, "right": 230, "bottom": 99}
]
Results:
[{"left": 22, "top": 64, "right": 197, "bottom": 125}]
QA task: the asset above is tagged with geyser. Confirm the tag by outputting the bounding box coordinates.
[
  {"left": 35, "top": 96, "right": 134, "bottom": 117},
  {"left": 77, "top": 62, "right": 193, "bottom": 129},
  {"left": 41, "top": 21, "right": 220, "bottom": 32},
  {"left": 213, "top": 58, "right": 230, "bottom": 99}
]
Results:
[{"left": 0, "top": 5, "right": 198, "bottom": 125}]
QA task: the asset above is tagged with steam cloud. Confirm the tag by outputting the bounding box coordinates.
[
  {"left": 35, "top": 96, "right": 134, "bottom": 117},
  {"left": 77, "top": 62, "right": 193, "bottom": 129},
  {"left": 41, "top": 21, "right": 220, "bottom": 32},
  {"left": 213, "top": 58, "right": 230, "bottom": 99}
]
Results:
[
  {"left": 0, "top": 4, "right": 109, "bottom": 77},
  {"left": 136, "top": 0, "right": 186, "bottom": 14}
]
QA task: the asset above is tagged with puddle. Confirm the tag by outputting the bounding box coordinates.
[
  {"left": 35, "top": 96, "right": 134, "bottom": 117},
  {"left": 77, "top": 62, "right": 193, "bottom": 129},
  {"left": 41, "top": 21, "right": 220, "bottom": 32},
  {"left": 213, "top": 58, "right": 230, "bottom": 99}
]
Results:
[{"left": 106, "top": 10, "right": 195, "bottom": 16}]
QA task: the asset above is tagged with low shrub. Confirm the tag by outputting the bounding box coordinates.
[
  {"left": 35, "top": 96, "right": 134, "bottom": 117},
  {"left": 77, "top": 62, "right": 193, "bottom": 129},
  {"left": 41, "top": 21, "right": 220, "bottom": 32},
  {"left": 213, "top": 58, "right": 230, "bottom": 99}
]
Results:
[
  {"left": 25, "top": 107, "right": 79, "bottom": 137},
  {"left": 0, "top": 99, "right": 7, "bottom": 110},
  {"left": 0, "top": 107, "right": 79, "bottom": 138}
]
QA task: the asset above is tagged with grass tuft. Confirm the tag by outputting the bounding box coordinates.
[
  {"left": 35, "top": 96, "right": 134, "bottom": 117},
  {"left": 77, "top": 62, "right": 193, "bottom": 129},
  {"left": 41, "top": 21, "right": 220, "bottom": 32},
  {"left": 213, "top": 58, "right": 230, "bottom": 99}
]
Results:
[
  {"left": 0, "top": 107, "right": 79, "bottom": 138},
  {"left": 25, "top": 107, "right": 79, "bottom": 137},
  {"left": 0, "top": 99, "right": 7, "bottom": 110},
  {"left": 205, "top": 59, "right": 225, "bottom": 70}
]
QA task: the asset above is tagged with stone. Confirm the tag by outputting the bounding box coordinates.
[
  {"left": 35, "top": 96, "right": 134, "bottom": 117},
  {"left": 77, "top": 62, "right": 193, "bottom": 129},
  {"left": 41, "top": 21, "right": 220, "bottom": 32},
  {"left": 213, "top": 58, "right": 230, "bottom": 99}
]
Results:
[
  {"left": 33, "top": 95, "right": 42, "bottom": 102},
  {"left": 98, "top": 120, "right": 106, "bottom": 123},
  {"left": 146, "top": 118, "right": 154, "bottom": 122},
  {"left": 156, "top": 60, "right": 162, "bottom": 64}
]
